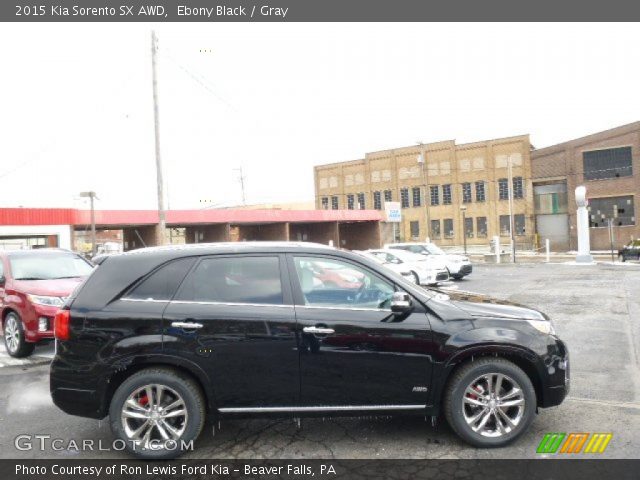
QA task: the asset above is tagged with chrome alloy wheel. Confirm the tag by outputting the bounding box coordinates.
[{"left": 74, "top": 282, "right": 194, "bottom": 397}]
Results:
[
  {"left": 462, "top": 373, "right": 525, "bottom": 437},
  {"left": 121, "top": 384, "right": 188, "bottom": 449},
  {"left": 4, "top": 315, "right": 19, "bottom": 354}
]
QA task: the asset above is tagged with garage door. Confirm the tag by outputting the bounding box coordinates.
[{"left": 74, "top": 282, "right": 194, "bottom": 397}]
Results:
[{"left": 536, "top": 214, "right": 569, "bottom": 251}]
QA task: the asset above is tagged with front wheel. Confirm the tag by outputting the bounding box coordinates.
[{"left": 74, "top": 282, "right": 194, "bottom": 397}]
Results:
[
  {"left": 3, "top": 312, "right": 35, "bottom": 358},
  {"left": 410, "top": 271, "right": 420, "bottom": 285},
  {"left": 444, "top": 358, "right": 536, "bottom": 447},
  {"left": 109, "top": 367, "right": 205, "bottom": 459}
]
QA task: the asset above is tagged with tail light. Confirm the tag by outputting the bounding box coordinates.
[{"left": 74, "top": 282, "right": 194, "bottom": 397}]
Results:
[{"left": 54, "top": 309, "right": 70, "bottom": 341}]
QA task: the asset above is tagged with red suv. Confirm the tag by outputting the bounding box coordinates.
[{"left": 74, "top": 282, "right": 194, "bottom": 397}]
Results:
[{"left": 0, "top": 249, "right": 94, "bottom": 357}]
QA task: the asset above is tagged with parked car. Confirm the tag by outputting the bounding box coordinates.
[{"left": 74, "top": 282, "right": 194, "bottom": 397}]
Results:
[
  {"left": 386, "top": 242, "right": 473, "bottom": 279},
  {"left": 352, "top": 250, "right": 415, "bottom": 282},
  {"left": 0, "top": 249, "right": 94, "bottom": 357},
  {"left": 618, "top": 239, "right": 640, "bottom": 262},
  {"left": 50, "top": 242, "right": 568, "bottom": 459},
  {"left": 367, "top": 248, "right": 449, "bottom": 285}
]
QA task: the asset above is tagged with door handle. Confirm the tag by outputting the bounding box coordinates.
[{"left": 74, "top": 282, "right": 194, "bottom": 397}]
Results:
[
  {"left": 171, "top": 321, "right": 204, "bottom": 330},
  {"left": 302, "top": 326, "right": 335, "bottom": 335}
]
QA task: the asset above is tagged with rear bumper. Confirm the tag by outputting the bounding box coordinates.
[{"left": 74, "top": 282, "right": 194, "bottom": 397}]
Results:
[{"left": 50, "top": 351, "right": 109, "bottom": 419}]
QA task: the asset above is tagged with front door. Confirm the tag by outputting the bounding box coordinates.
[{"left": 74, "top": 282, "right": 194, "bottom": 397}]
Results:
[
  {"left": 288, "top": 254, "right": 434, "bottom": 408},
  {"left": 162, "top": 254, "right": 299, "bottom": 408}
]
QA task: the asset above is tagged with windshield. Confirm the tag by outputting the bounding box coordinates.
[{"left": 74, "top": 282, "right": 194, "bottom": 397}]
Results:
[
  {"left": 9, "top": 253, "right": 94, "bottom": 280},
  {"left": 423, "top": 244, "right": 445, "bottom": 255}
]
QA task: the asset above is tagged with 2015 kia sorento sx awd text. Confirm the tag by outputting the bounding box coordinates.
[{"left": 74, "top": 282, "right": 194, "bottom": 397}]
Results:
[{"left": 50, "top": 242, "right": 569, "bottom": 459}]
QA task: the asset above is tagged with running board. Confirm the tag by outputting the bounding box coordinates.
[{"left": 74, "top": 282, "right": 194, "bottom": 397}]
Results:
[{"left": 218, "top": 405, "right": 426, "bottom": 413}]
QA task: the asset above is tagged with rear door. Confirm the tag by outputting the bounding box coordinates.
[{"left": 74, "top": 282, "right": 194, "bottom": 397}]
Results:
[
  {"left": 162, "top": 254, "right": 299, "bottom": 409},
  {"left": 288, "top": 254, "right": 435, "bottom": 408}
]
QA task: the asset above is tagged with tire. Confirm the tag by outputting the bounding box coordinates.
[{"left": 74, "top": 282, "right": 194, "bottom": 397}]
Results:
[
  {"left": 3, "top": 312, "right": 35, "bottom": 358},
  {"left": 452, "top": 275, "right": 464, "bottom": 280},
  {"left": 410, "top": 271, "right": 420, "bottom": 285},
  {"left": 444, "top": 357, "right": 536, "bottom": 448},
  {"left": 109, "top": 367, "right": 205, "bottom": 459}
]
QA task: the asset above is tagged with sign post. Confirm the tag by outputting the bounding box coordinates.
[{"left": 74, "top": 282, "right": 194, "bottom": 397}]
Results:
[{"left": 385, "top": 201, "right": 402, "bottom": 243}]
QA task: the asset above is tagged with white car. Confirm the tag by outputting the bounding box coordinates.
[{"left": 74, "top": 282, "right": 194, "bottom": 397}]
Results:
[
  {"left": 353, "top": 250, "right": 415, "bottom": 283},
  {"left": 366, "top": 249, "right": 450, "bottom": 286},
  {"left": 385, "top": 242, "right": 473, "bottom": 279}
]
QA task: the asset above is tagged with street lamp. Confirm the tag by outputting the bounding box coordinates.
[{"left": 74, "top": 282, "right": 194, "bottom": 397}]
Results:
[
  {"left": 80, "top": 191, "right": 97, "bottom": 257},
  {"left": 417, "top": 143, "right": 431, "bottom": 242},
  {"left": 460, "top": 205, "right": 468, "bottom": 255}
]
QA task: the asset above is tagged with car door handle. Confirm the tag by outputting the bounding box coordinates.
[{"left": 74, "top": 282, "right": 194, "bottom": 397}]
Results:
[
  {"left": 303, "top": 326, "right": 335, "bottom": 334},
  {"left": 171, "top": 321, "right": 204, "bottom": 330}
]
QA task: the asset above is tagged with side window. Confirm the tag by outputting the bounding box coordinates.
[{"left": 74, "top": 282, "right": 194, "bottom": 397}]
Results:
[
  {"left": 125, "top": 258, "right": 196, "bottom": 301},
  {"left": 176, "top": 256, "right": 283, "bottom": 305},
  {"left": 0, "top": 259, "right": 4, "bottom": 278},
  {"left": 293, "top": 256, "right": 394, "bottom": 310}
]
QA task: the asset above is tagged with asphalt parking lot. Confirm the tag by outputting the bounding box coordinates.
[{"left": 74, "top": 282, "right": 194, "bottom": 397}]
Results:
[{"left": 1, "top": 262, "right": 639, "bottom": 459}]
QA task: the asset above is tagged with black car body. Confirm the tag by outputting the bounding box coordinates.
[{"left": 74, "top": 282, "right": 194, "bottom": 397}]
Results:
[
  {"left": 619, "top": 240, "right": 640, "bottom": 261},
  {"left": 50, "top": 242, "right": 568, "bottom": 458}
]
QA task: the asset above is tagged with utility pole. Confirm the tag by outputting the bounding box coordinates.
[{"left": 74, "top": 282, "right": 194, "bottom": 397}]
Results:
[
  {"left": 151, "top": 30, "right": 166, "bottom": 245},
  {"left": 507, "top": 155, "right": 516, "bottom": 263},
  {"left": 417, "top": 143, "right": 431, "bottom": 242},
  {"left": 80, "top": 191, "right": 97, "bottom": 257},
  {"left": 234, "top": 167, "right": 246, "bottom": 205},
  {"left": 460, "top": 205, "right": 468, "bottom": 255}
]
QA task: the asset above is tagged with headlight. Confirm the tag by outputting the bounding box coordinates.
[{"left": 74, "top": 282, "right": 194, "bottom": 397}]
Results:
[
  {"left": 27, "top": 294, "right": 65, "bottom": 307},
  {"left": 527, "top": 319, "right": 556, "bottom": 335}
]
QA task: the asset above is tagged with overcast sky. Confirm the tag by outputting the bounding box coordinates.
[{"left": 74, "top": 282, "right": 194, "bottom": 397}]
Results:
[{"left": 1, "top": 23, "right": 638, "bottom": 211}]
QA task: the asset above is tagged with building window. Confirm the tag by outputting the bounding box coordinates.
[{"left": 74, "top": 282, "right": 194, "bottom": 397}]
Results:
[
  {"left": 347, "top": 194, "right": 355, "bottom": 210},
  {"left": 462, "top": 182, "right": 472, "bottom": 203},
  {"left": 373, "top": 191, "right": 382, "bottom": 210},
  {"left": 331, "top": 196, "right": 339, "bottom": 210},
  {"left": 515, "top": 214, "right": 526, "bottom": 235},
  {"left": 430, "top": 185, "right": 440, "bottom": 206},
  {"left": 430, "top": 220, "right": 441, "bottom": 239},
  {"left": 498, "top": 178, "right": 509, "bottom": 200},
  {"left": 534, "top": 183, "right": 568, "bottom": 214},
  {"left": 400, "top": 188, "right": 410, "bottom": 208},
  {"left": 588, "top": 195, "right": 635, "bottom": 227},
  {"left": 583, "top": 146, "right": 633, "bottom": 180},
  {"left": 357, "top": 193, "right": 366, "bottom": 210},
  {"left": 499, "top": 215, "right": 511, "bottom": 235},
  {"left": 475, "top": 181, "right": 486, "bottom": 202},
  {"left": 513, "top": 177, "right": 524, "bottom": 199},
  {"left": 321, "top": 197, "right": 329, "bottom": 209},
  {"left": 384, "top": 190, "right": 392, "bottom": 203},
  {"left": 442, "top": 184, "right": 452, "bottom": 205},
  {"left": 410, "top": 221, "right": 420, "bottom": 240},
  {"left": 476, "top": 217, "right": 487, "bottom": 238},
  {"left": 464, "top": 217, "right": 474, "bottom": 238},
  {"left": 443, "top": 218, "right": 454, "bottom": 238},
  {"left": 412, "top": 187, "right": 422, "bottom": 207}
]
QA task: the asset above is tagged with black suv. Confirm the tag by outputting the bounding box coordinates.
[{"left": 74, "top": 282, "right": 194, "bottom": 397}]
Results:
[
  {"left": 50, "top": 242, "right": 569, "bottom": 459},
  {"left": 619, "top": 240, "right": 640, "bottom": 262}
]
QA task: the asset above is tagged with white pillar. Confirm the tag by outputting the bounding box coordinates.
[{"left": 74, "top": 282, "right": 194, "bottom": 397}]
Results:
[
  {"left": 493, "top": 235, "right": 501, "bottom": 264},
  {"left": 575, "top": 186, "right": 593, "bottom": 263},
  {"left": 545, "top": 238, "right": 550, "bottom": 263}
]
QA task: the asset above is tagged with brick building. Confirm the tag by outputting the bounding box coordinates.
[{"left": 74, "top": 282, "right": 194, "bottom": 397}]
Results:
[
  {"left": 314, "top": 135, "right": 535, "bottom": 248},
  {"left": 531, "top": 121, "right": 640, "bottom": 251}
]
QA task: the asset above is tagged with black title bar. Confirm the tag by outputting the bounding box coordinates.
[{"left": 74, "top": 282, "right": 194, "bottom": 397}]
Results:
[{"left": 3, "top": 0, "right": 640, "bottom": 22}]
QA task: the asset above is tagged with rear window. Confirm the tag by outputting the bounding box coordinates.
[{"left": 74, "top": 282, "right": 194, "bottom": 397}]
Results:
[
  {"left": 9, "top": 253, "right": 93, "bottom": 280},
  {"left": 176, "top": 256, "right": 283, "bottom": 305},
  {"left": 125, "top": 258, "right": 196, "bottom": 301}
]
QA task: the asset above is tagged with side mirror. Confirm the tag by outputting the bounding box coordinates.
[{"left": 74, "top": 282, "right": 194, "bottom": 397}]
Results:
[{"left": 390, "top": 291, "right": 413, "bottom": 314}]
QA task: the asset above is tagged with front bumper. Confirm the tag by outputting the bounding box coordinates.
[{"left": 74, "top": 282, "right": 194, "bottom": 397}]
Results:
[
  {"left": 23, "top": 304, "right": 57, "bottom": 342},
  {"left": 539, "top": 338, "right": 570, "bottom": 408}
]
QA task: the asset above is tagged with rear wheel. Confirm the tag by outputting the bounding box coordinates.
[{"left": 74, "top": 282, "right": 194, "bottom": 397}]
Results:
[
  {"left": 444, "top": 358, "right": 536, "bottom": 447},
  {"left": 109, "top": 367, "right": 205, "bottom": 459},
  {"left": 3, "top": 312, "right": 35, "bottom": 358}
]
